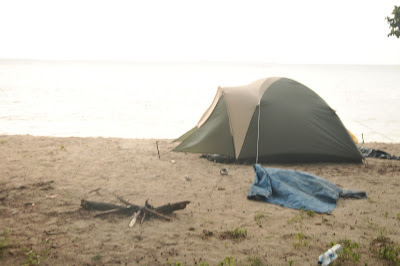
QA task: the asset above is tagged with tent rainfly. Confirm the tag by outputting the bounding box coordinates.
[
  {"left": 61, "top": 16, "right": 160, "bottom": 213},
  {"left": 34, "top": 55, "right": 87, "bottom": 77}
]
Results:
[{"left": 173, "top": 77, "right": 363, "bottom": 163}]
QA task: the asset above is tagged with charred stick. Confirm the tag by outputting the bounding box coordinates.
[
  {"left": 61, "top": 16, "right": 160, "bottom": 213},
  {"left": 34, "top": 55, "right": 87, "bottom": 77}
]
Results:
[
  {"left": 141, "top": 212, "right": 147, "bottom": 224},
  {"left": 144, "top": 207, "right": 172, "bottom": 221},
  {"left": 81, "top": 199, "right": 125, "bottom": 211},
  {"left": 94, "top": 208, "right": 125, "bottom": 217},
  {"left": 155, "top": 201, "right": 190, "bottom": 214},
  {"left": 116, "top": 196, "right": 141, "bottom": 209}
]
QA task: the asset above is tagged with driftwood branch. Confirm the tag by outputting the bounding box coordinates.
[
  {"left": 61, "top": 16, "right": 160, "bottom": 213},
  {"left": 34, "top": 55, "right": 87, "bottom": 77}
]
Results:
[
  {"left": 93, "top": 208, "right": 120, "bottom": 217},
  {"left": 155, "top": 201, "right": 191, "bottom": 214},
  {"left": 144, "top": 207, "right": 172, "bottom": 221},
  {"left": 81, "top": 199, "right": 140, "bottom": 217},
  {"left": 80, "top": 198, "right": 190, "bottom": 226},
  {"left": 81, "top": 199, "right": 124, "bottom": 211},
  {"left": 116, "top": 196, "right": 139, "bottom": 207}
]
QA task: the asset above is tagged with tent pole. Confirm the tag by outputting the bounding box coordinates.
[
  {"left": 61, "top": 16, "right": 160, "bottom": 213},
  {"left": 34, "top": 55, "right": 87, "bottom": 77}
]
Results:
[{"left": 256, "top": 103, "right": 261, "bottom": 164}]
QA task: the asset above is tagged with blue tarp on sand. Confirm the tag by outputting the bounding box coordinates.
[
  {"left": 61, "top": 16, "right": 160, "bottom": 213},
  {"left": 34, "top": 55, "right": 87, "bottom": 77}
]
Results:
[{"left": 248, "top": 164, "right": 367, "bottom": 213}]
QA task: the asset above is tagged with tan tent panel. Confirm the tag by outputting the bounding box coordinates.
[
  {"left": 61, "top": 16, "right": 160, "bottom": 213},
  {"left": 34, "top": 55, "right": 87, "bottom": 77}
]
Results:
[{"left": 174, "top": 77, "right": 363, "bottom": 163}]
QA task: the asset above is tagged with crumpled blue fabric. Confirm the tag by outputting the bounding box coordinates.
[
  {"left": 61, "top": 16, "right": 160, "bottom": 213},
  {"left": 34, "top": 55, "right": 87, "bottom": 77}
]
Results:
[{"left": 247, "top": 164, "right": 367, "bottom": 213}]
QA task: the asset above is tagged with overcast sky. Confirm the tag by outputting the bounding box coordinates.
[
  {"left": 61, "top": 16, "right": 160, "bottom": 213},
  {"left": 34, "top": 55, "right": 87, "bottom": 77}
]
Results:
[{"left": 0, "top": 0, "right": 399, "bottom": 64}]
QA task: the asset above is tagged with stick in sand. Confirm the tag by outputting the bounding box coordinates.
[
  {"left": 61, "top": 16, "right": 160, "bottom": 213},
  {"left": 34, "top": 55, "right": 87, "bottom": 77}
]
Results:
[
  {"left": 156, "top": 141, "right": 161, "bottom": 159},
  {"left": 129, "top": 209, "right": 142, "bottom": 227}
]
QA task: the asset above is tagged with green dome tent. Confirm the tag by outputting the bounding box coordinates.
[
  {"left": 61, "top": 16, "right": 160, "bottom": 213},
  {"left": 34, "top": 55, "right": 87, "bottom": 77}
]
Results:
[{"left": 173, "top": 77, "right": 363, "bottom": 163}]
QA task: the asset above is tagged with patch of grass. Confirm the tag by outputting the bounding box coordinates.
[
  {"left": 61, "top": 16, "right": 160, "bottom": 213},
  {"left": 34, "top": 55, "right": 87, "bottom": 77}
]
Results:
[
  {"left": 293, "top": 233, "right": 308, "bottom": 249},
  {"left": 165, "top": 259, "right": 184, "bottom": 266},
  {"left": 376, "top": 239, "right": 400, "bottom": 263},
  {"left": 371, "top": 232, "right": 400, "bottom": 264},
  {"left": 64, "top": 190, "right": 73, "bottom": 198},
  {"left": 286, "top": 209, "right": 316, "bottom": 225},
  {"left": 397, "top": 213, "right": 400, "bottom": 220},
  {"left": 60, "top": 145, "right": 66, "bottom": 151},
  {"left": 199, "top": 262, "right": 210, "bottom": 266},
  {"left": 247, "top": 256, "right": 264, "bottom": 266},
  {"left": 287, "top": 212, "right": 304, "bottom": 224},
  {"left": 367, "top": 197, "right": 376, "bottom": 204},
  {"left": 305, "top": 210, "right": 315, "bottom": 217},
  {"left": 379, "top": 227, "right": 389, "bottom": 237},
  {"left": 331, "top": 239, "right": 361, "bottom": 263},
  {"left": 92, "top": 254, "right": 101, "bottom": 263},
  {"left": 0, "top": 140, "right": 7, "bottom": 144},
  {"left": 0, "top": 229, "right": 10, "bottom": 258},
  {"left": 220, "top": 228, "right": 247, "bottom": 240},
  {"left": 364, "top": 217, "right": 379, "bottom": 231},
  {"left": 21, "top": 237, "right": 51, "bottom": 266},
  {"left": 23, "top": 248, "right": 50, "bottom": 266},
  {"left": 218, "top": 256, "right": 235, "bottom": 266},
  {"left": 288, "top": 259, "right": 294, "bottom": 266},
  {"left": 230, "top": 227, "right": 247, "bottom": 238},
  {"left": 254, "top": 212, "right": 268, "bottom": 226}
]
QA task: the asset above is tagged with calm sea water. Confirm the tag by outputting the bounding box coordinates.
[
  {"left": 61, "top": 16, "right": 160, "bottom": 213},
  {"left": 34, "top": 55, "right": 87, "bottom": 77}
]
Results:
[{"left": 0, "top": 60, "right": 399, "bottom": 142}]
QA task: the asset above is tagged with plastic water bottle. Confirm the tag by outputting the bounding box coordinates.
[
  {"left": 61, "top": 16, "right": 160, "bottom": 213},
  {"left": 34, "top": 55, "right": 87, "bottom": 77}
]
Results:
[{"left": 318, "top": 244, "right": 342, "bottom": 265}]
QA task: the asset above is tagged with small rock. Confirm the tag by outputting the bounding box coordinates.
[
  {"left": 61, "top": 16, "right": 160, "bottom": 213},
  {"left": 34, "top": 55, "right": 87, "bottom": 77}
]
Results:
[{"left": 220, "top": 168, "right": 229, "bottom": 175}]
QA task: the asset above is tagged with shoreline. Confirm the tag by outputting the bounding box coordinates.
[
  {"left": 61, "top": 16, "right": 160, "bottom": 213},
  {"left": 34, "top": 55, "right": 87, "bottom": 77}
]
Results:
[
  {"left": 1, "top": 135, "right": 399, "bottom": 265},
  {"left": 2, "top": 133, "right": 400, "bottom": 144}
]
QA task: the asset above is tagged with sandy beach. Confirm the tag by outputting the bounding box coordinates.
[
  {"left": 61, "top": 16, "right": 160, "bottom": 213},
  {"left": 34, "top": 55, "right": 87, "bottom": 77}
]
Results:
[{"left": 0, "top": 135, "right": 399, "bottom": 265}]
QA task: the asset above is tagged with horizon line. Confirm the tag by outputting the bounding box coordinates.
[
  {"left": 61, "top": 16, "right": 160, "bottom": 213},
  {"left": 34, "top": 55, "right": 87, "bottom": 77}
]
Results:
[{"left": 0, "top": 58, "right": 399, "bottom": 66}]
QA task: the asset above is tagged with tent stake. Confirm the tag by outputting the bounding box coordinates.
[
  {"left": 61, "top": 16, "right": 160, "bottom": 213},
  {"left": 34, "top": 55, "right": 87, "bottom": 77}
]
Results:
[{"left": 156, "top": 141, "right": 161, "bottom": 159}]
